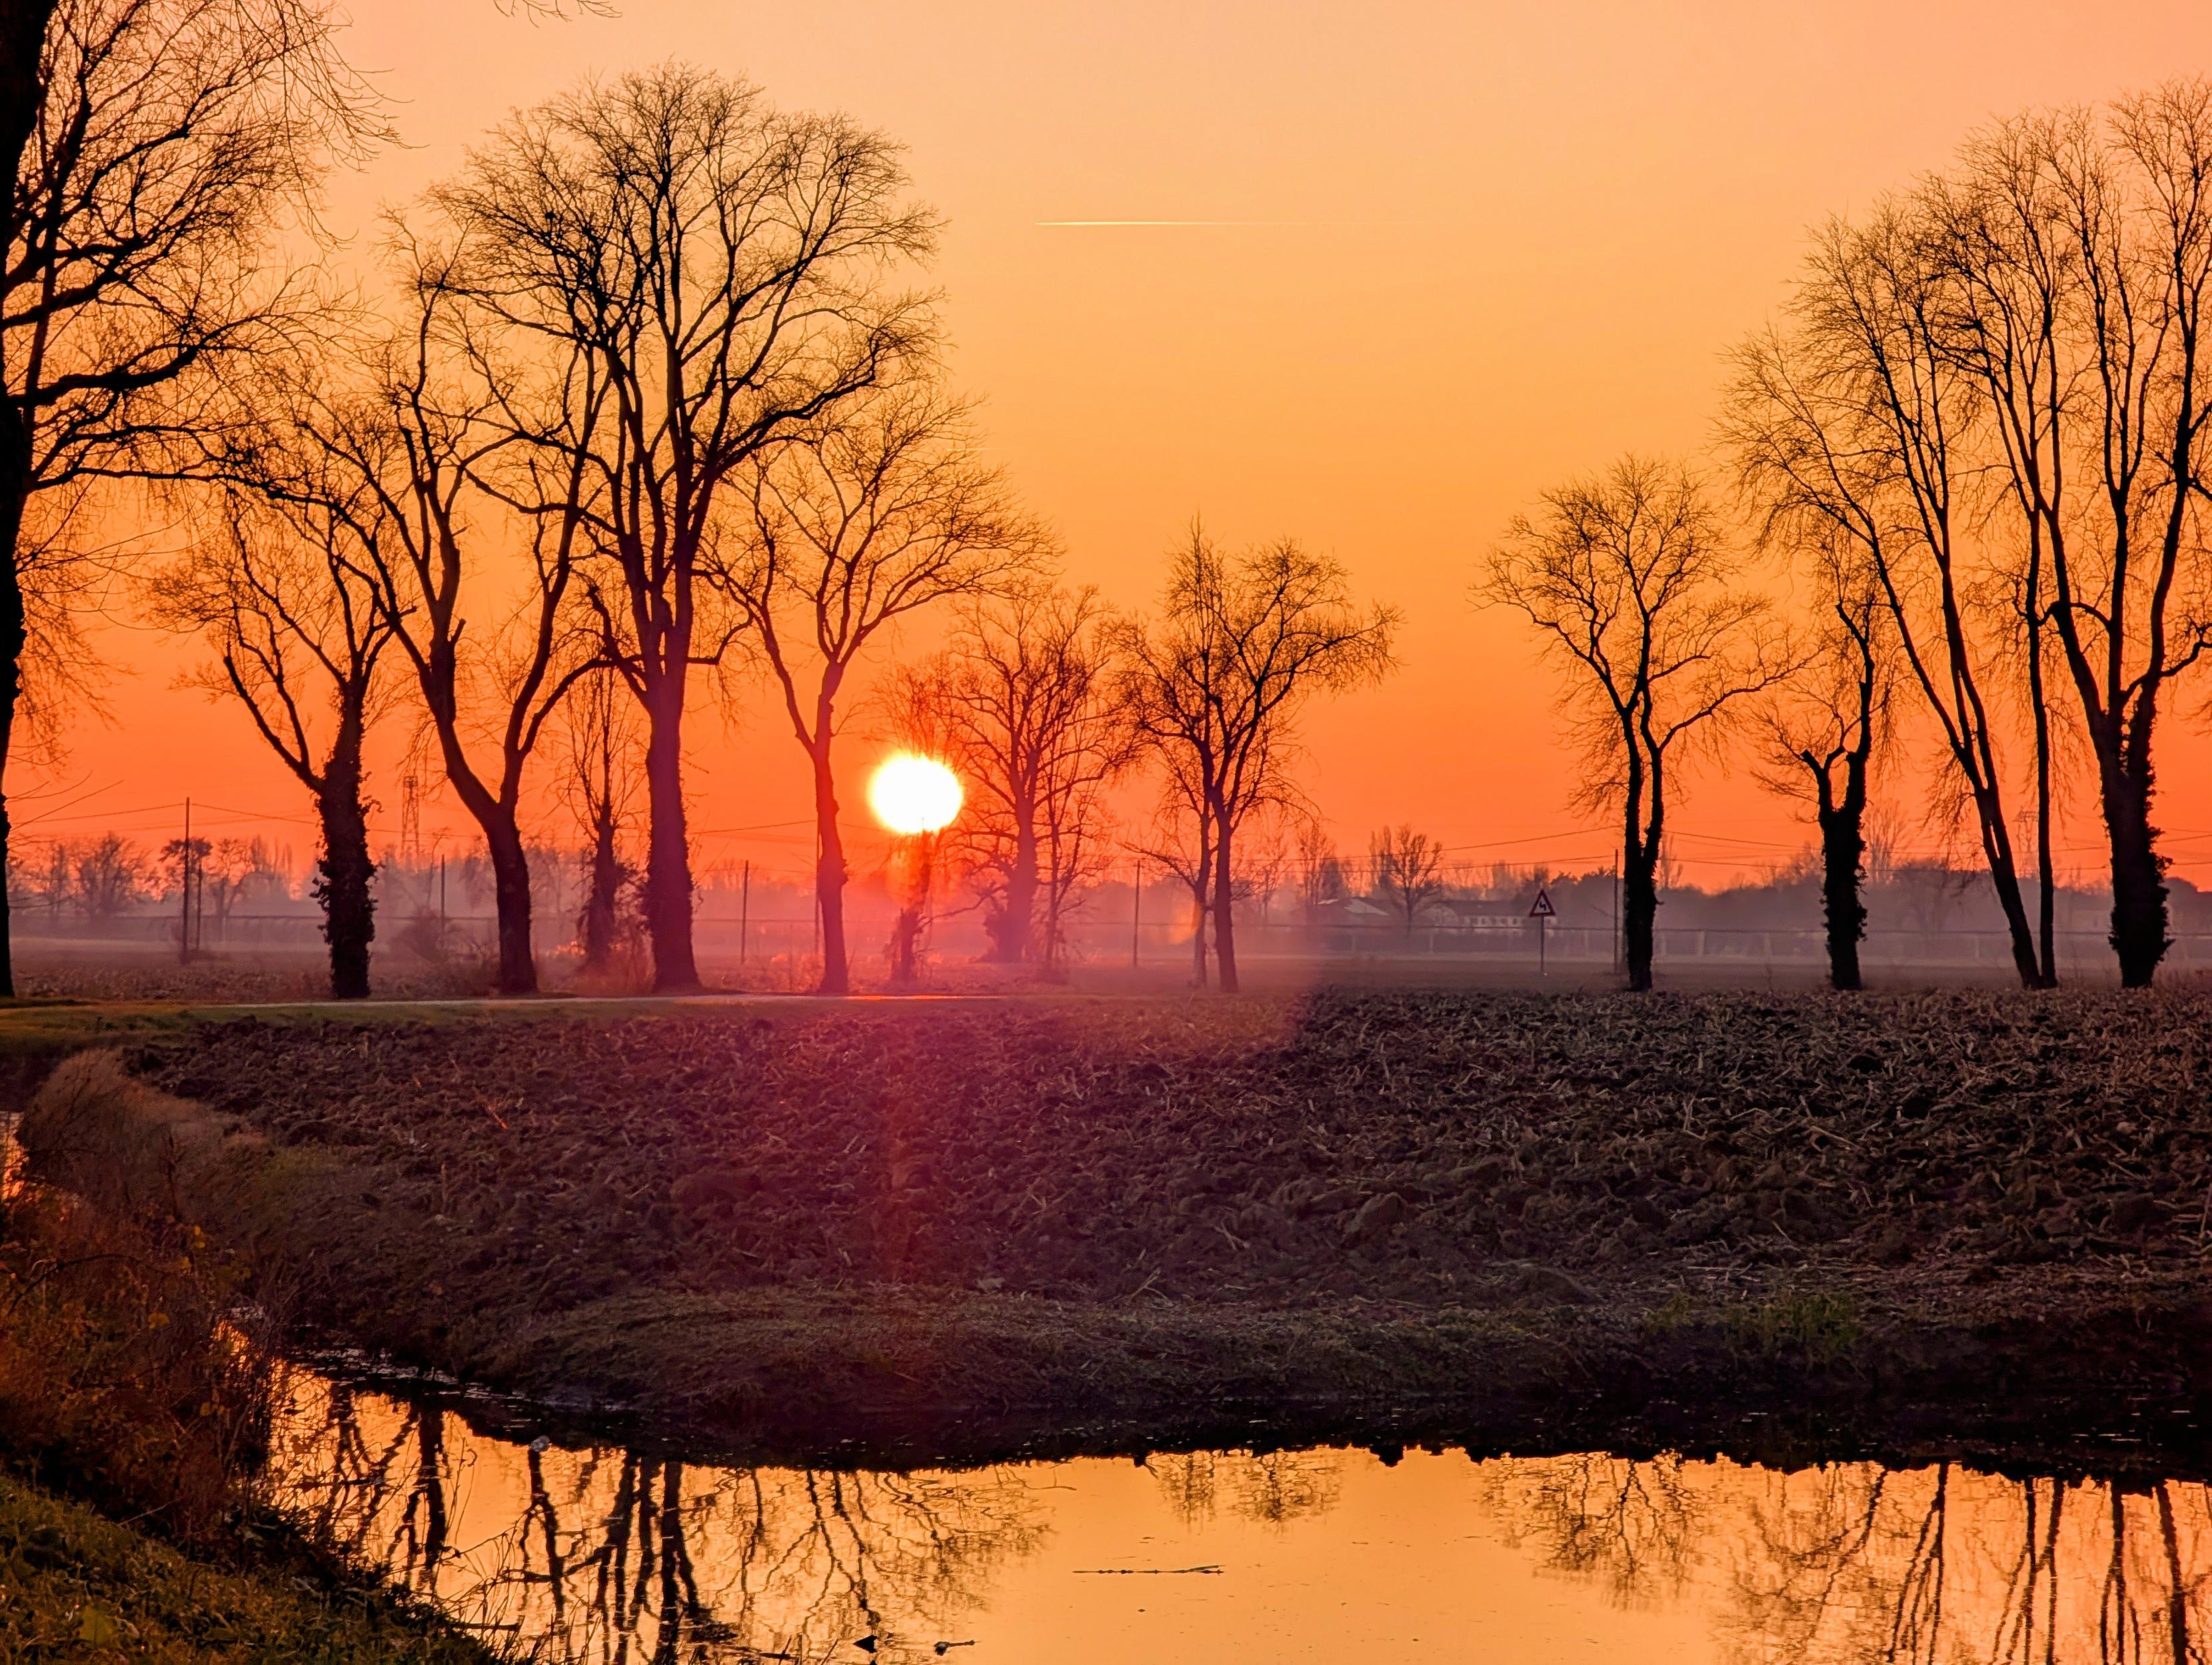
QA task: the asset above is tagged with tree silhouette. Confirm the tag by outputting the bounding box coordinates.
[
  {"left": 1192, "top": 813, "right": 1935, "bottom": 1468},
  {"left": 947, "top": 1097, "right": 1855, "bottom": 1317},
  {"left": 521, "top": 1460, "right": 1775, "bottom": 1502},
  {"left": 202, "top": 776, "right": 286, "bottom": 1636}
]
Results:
[
  {"left": 265, "top": 268, "right": 600, "bottom": 997},
  {"left": 1118, "top": 528, "right": 1395, "bottom": 994},
  {"left": 1368, "top": 824, "right": 1444, "bottom": 937},
  {"left": 433, "top": 64, "right": 938, "bottom": 993},
  {"left": 1925, "top": 87, "right": 2212, "bottom": 988},
  {"left": 1727, "top": 201, "right": 2051, "bottom": 986},
  {"left": 723, "top": 383, "right": 1044, "bottom": 995},
  {"left": 149, "top": 492, "right": 392, "bottom": 996},
  {"left": 558, "top": 668, "right": 640, "bottom": 980},
  {"left": 1482, "top": 456, "right": 1791, "bottom": 991},
  {"left": 1751, "top": 538, "right": 1889, "bottom": 991},
  {"left": 0, "top": 0, "right": 377, "bottom": 995},
  {"left": 883, "top": 580, "right": 1134, "bottom": 973}
]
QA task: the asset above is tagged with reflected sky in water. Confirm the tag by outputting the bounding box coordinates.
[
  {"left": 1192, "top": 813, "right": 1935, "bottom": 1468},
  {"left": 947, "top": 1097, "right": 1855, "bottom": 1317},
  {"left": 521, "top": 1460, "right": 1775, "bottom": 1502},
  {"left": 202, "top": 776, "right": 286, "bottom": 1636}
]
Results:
[{"left": 263, "top": 1375, "right": 2212, "bottom": 1664}]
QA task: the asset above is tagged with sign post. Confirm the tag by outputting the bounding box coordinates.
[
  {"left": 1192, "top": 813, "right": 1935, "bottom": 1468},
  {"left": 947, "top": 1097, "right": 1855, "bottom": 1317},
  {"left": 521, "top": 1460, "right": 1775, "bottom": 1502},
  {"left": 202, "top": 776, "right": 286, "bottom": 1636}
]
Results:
[{"left": 1529, "top": 885, "right": 1556, "bottom": 978}]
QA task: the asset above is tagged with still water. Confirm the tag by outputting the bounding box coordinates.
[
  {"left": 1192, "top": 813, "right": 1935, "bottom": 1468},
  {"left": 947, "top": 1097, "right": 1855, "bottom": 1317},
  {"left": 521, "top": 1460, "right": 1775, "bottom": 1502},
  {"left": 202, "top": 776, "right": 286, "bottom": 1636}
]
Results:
[{"left": 267, "top": 1375, "right": 2212, "bottom": 1664}]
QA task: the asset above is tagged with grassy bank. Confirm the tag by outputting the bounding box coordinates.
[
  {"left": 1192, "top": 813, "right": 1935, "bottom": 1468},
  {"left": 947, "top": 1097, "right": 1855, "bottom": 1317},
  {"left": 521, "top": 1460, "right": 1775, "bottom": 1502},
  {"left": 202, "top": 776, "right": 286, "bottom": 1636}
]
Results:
[
  {"left": 0, "top": 1472, "right": 492, "bottom": 1662},
  {"left": 23, "top": 989, "right": 2212, "bottom": 1468},
  {"left": 0, "top": 1077, "right": 498, "bottom": 1662}
]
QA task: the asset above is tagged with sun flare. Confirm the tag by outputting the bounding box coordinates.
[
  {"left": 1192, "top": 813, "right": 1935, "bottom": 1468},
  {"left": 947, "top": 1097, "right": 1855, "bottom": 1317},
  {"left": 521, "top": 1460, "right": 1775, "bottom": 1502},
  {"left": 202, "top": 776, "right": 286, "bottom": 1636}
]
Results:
[{"left": 868, "top": 754, "right": 962, "bottom": 836}]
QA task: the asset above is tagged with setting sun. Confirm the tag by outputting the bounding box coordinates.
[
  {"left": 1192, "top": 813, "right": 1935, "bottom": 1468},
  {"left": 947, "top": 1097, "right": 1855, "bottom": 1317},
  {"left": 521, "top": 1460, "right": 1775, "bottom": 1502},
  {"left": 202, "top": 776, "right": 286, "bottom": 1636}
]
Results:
[{"left": 867, "top": 754, "right": 962, "bottom": 836}]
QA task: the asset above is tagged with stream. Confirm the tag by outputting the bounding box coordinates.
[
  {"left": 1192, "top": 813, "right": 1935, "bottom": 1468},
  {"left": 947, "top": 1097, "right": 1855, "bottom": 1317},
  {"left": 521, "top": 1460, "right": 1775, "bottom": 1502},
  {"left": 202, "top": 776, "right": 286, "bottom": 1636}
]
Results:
[{"left": 263, "top": 1367, "right": 2212, "bottom": 1664}]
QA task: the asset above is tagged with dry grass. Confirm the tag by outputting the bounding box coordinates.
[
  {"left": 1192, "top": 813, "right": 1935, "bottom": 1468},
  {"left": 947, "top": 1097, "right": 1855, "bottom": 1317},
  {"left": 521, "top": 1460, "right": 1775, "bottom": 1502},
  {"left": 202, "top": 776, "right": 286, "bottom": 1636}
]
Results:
[
  {"left": 0, "top": 1054, "right": 500, "bottom": 1659},
  {"left": 1, "top": 1059, "right": 274, "bottom": 1546},
  {"left": 0, "top": 1469, "right": 494, "bottom": 1662}
]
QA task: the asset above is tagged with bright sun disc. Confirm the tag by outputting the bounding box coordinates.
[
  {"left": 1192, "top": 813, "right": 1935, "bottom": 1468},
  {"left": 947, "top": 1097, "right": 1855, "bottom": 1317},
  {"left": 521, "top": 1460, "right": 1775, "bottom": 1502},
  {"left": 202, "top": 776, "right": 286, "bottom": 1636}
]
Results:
[{"left": 868, "top": 754, "right": 962, "bottom": 835}]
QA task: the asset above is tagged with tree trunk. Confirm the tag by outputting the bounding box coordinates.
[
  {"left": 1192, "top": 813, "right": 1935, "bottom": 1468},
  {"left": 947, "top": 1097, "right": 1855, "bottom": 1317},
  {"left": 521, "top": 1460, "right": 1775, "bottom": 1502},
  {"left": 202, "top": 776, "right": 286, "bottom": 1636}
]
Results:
[
  {"left": 0, "top": 4, "right": 55, "bottom": 209},
  {"left": 992, "top": 818, "right": 1038, "bottom": 963},
  {"left": 812, "top": 744, "right": 849, "bottom": 995},
  {"left": 1967, "top": 780, "right": 2046, "bottom": 989},
  {"left": 431, "top": 766, "right": 538, "bottom": 995},
  {"left": 1211, "top": 820, "right": 1240, "bottom": 995},
  {"left": 2028, "top": 604, "right": 2058, "bottom": 987},
  {"left": 641, "top": 676, "right": 699, "bottom": 992},
  {"left": 484, "top": 817, "right": 535, "bottom": 996},
  {"left": 314, "top": 716, "right": 375, "bottom": 1001},
  {"left": 2105, "top": 772, "right": 2169, "bottom": 989},
  {"left": 0, "top": 3, "right": 63, "bottom": 1001},
  {"left": 1623, "top": 847, "right": 1658, "bottom": 993},
  {"left": 1188, "top": 877, "right": 1208, "bottom": 987},
  {"left": 1816, "top": 797, "right": 1865, "bottom": 993},
  {"left": 0, "top": 410, "right": 30, "bottom": 1000},
  {"left": 886, "top": 841, "right": 924, "bottom": 987},
  {"left": 579, "top": 814, "right": 620, "bottom": 974}
]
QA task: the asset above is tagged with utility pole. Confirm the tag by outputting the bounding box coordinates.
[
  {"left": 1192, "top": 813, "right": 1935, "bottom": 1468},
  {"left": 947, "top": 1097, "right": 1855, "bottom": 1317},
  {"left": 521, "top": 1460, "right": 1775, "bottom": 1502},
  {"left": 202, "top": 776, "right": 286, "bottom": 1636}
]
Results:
[
  {"left": 1131, "top": 861, "right": 1141, "bottom": 969},
  {"left": 1613, "top": 849, "right": 1622, "bottom": 975},
  {"left": 178, "top": 798, "right": 192, "bottom": 964},
  {"left": 738, "top": 860, "right": 751, "bottom": 964}
]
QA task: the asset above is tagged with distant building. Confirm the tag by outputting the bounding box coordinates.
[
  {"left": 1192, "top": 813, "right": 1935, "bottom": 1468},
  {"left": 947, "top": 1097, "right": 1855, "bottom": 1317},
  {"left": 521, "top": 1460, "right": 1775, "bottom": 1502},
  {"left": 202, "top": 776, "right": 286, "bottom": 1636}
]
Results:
[
  {"left": 1310, "top": 895, "right": 1392, "bottom": 927},
  {"left": 1428, "top": 897, "right": 1524, "bottom": 931}
]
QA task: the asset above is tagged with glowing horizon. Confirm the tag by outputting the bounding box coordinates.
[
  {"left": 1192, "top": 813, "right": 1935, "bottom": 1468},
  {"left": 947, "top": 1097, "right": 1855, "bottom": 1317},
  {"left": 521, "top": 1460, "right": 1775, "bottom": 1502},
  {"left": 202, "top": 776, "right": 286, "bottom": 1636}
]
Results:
[{"left": 40, "top": 0, "right": 2212, "bottom": 895}]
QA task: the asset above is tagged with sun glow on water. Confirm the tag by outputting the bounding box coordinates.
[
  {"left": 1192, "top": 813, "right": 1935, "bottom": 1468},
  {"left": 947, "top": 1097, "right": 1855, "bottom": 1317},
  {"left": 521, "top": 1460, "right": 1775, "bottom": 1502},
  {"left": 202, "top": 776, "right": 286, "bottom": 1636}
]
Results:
[{"left": 868, "top": 754, "right": 962, "bottom": 836}]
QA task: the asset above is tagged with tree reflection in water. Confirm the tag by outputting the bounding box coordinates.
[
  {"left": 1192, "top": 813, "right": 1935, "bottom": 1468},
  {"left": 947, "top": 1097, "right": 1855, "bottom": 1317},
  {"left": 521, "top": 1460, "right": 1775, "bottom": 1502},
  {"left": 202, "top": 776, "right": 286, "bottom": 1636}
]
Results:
[
  {"left": 1480, "top": 1452, "right": 1701, "bottom": 1600},
  {"left": 261, "top": 1377, "right": 2212, "bottom": 1664},
  {"left": 1145, "top": 1448, "right": 1343, "bottom": 1530},
  {"left": 263, "top": 1379, "right": 1049, "bottom": 1664},
  {"left": 1488, "top": 1454, "right": 2212, "bottom": 1664}
]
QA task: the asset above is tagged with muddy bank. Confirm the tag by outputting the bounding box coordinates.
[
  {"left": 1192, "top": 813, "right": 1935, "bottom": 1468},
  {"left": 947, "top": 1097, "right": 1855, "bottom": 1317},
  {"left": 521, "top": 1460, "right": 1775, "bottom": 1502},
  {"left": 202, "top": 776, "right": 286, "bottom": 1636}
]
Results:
[{"left": 24, "top": 989, "right": 2212, "bottom": 1472}]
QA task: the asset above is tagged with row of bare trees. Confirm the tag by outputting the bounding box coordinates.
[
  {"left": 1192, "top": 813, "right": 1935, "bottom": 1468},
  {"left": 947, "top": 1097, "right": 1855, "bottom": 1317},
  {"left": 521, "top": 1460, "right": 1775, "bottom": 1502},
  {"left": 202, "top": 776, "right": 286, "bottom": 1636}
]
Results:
[
  {"left": 138, "top": 66, "right": 988, "bottom": 999},
  {"left": 49, "top": 9, "right": 2209, "bottom": 1008},
  {"left": 42, "top": 47, "right": 1399, "bottom": 1001},
  {"left": 1488, "top": 79, "right": 2212, "bottom": 993}
]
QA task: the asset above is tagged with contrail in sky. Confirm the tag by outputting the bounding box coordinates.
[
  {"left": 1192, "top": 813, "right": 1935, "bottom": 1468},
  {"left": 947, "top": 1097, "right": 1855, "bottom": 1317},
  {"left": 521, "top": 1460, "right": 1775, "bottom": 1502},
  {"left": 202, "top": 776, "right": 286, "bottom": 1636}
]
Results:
[{"left": 1034, "top": 219, "right": 1315, "bottom": 227}]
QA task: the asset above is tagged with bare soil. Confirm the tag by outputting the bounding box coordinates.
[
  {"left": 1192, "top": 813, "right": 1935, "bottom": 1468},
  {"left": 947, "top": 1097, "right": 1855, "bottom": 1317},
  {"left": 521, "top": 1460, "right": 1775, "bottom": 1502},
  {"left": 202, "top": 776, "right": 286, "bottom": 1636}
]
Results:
[{"left": 31, "top": 989, "right": 2212, "bottom": 1470}]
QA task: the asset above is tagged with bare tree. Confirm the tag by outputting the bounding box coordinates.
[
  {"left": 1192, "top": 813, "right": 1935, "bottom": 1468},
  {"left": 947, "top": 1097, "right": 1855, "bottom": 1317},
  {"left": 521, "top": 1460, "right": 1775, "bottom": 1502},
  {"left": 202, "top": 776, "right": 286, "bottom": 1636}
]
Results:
[
  {"left": 0, "top": 0, "right": 578, "bottom": 313},
  {"left": 884, "top": 579, "right": 1132, "bottom": 974},
  {"left": 1368, "top": 824, "right": 1444, "bottom": 937},
  {"left": 1294, "top": 820, "right": 1349, "bottom": 921},
  {"left": 1753, "top": 540, "right": 1891, "bottom": 991},
  {"left": 432, "top": 64, "right": 939, "bottom": 993},
  {"left": 194, "top": 834, "right": 280, "bottom": 935},
  {"left": 69, "top": 830, "right": 139, "bottom": 919},
  {"left": 12, "top": 834, "right": 65, "bottom": 918},
  {"left": 723, "top": 385, "right": 1043, "bottom": 994},
  {"left": 1118, "top": 528, "right": 1396, "bottom": 994},
  {"left": 0, "top": 0, "right": 377, "bottom": 994},
  {"left": 1917, "top": 86, "right": 2212, "bottom": 987},
  {"left": 558, "top": 666, "right": 638, "bottom": 979},
  {"left": 149, "top": 491, "right": 391, "bottom": 995},
  {"left": 1723, "top": 193, "right": 2053, "bottom": 987},
  {"left": 271, "top": 267, "right": 603, "bottom": 996},
  {"left": 1482, "top": 456, "right": 1791, "bottom": 991},
  {"left": 1134, "top": 790, "right": 1218, "bottom": 987}
]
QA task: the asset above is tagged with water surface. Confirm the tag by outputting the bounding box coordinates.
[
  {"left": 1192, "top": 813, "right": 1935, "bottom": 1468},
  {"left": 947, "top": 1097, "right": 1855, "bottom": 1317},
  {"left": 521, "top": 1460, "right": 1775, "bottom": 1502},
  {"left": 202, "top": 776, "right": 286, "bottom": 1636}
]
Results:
[{"left": 262, "top": 1375, "right": 2212, "bottom": 1664}]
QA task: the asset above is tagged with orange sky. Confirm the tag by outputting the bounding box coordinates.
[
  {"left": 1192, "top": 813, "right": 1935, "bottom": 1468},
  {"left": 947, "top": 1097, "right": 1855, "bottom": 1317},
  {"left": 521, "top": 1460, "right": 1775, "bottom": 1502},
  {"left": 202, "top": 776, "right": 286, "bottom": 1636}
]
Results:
[{"left": 39, "top": 0, "right": 2212, "bottom": 889}]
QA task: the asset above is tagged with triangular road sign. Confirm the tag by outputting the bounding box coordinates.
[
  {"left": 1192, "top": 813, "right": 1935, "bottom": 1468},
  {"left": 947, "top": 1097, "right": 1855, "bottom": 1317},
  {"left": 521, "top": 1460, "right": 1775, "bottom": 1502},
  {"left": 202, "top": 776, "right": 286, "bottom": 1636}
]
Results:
[{"left": 1528, "top": 887, "right": 1556, "bottom": 919}]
